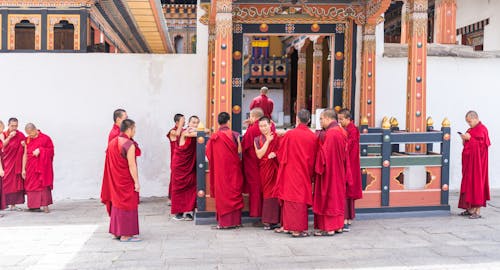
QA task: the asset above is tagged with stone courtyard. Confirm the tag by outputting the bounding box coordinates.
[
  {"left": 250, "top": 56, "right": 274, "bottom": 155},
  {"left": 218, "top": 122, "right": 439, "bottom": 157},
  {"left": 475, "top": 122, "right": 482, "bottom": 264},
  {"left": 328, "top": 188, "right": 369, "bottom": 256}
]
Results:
[{"left": 1, "top": 192, "right": 499, "bottom": 270}]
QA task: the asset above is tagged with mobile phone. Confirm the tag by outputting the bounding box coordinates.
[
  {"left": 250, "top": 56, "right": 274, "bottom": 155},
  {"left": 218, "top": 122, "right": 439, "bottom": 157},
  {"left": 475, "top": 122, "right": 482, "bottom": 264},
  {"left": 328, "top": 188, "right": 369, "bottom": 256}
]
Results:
[{"left": 457, "top": 131, "right": 462, "bottom": 135}]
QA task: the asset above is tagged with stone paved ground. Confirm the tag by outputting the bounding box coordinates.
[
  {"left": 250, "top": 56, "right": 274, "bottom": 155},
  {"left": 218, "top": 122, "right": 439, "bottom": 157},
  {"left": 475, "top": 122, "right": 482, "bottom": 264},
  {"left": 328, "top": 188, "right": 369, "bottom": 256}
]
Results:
[{"left": 1, "top": 192, "right": 500, "bottom": 270}]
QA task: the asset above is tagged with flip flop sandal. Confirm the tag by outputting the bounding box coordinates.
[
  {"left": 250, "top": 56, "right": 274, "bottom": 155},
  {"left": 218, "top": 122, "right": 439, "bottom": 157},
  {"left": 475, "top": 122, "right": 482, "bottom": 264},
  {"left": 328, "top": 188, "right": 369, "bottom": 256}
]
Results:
[
  {"left": 292, "top": 232, "right": 309, "bottom": 238},
  {"left": 274, "top": 227, "right": 289, "bottom": 234},
  {"left": 459, "top": 211, "right": 472, "bottom": 216},
  {"left": 314, "top": 231, "right": 335, "bottom": 237},
  {"left": 211, "top": 225, "right": 238, "bottom": 230},
  {"left": 469, "top": 214, "right": 482, "bottom": 219},
  {"left": 120, "top": 236, "right": 142, "bottom": 242}
]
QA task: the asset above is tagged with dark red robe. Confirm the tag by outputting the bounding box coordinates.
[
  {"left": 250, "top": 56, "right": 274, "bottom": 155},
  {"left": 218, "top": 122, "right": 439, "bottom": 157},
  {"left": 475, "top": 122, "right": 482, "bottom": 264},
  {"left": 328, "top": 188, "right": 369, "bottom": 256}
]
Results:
[
  {"left": 206, "top": 125, "right": 244, "bottom": 227},
  {"left": 167, "top": 126, "right": 179, "bottom": 199},
  {"left": 345, "top": 121, "right": 362, "bottom": 220},
  {"left": 102, "top": 133, "right": 140, "bottom": 236},
  {"left": 1, "top": 130, "right": 26, "bottom": 205},
  {"left": 250, "top": 94, "right": 274, "bottom": 118},
  {"left": 274, "top": 124, "right": 317, "bottom": 231},
  {"left": 313, "top": 122, "right": 348, "bottom": 231},
  {"left": 242, "top": 122, "right": 263, "bottom": 217},
  {"left": 170, "top": 133, "right": 197, "bottom": 214},
  {"left": 108, "top": 124, "right": 120, "bottom": 143},
  {"left": 255, "top": 133, "right": 280, "bottom": 224},
  {"left": 101, "top": 134, "right": 140, "bottom": 216},
  {"left": 0, "top": 142, "right": 6, "bottom": 210},
  {"left": 25, "top": 131, "right": 54, "bottom": 209},
  {"left": 458, "top": 122, "right": 491, "bottom": 209}
]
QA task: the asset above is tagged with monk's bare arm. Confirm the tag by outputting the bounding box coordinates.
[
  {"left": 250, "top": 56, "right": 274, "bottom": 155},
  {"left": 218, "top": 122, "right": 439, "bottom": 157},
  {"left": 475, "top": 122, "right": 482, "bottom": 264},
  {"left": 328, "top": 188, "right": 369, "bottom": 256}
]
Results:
[
  {"left": 255, "top": 140, "right": 270, "bottom": 159},
  {"left": 0, "top": 156, "right": 4, "bottom": 177},
  {"left": 0, "top": 133, "right": 4, "bottom": 143},
  {"left": 237, "top": 137, "right": 242, "bottom": 154},
  {"left": 127, "top": 145, "right": 140, "bottom": 192},
  {"left": 3, "top": 131, "right": 15, "bottom": 146},
  {"left": 21, "top": 144, "right": 27, "bottom": 179}
]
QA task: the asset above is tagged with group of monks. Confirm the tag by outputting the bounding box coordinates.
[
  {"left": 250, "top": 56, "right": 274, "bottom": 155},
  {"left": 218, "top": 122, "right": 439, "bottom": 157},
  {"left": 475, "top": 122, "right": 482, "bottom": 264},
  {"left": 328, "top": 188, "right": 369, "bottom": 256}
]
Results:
[
  {"left": 0, "top": 118, "right": 54, "bottom": 214},
  {"left": 98, "top": 104, "right": 491, "bottom": 243},
  {"left": 207, "top": 107, "right": 362, "bottom": 237}
]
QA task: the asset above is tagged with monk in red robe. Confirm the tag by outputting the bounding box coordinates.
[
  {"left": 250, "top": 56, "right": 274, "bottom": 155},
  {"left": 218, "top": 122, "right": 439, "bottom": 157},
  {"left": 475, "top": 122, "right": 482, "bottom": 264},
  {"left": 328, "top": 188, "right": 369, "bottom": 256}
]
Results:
[
  {"left": 171, "top": 116, "right": 199, "bottom": 221},
  {"left": 21, "top": 124, "right": 54, "bottom": 213},
  {"left": 0, "top": 118, "right": 26, "bottom": 210},
  {"left": 338, "top": 109, "right": 362, "bottom": 231},
  {"left": 458, "top": 111, "right": 490, "bottom": 219},
  {"left": 167, "top": 114, "right": 185, "bottom": 204},
  {"left": 313, "top": 109, "right": 348, "bottom": 236},
  {"left": 242, "top": 108, "right": 265, "bottom": 219},
  {"left": 206, "top": 112, "right": 244, "bottom": 229},
  {"left": 108, "top": 109, "right": 128, "bottom": 143},
  {"left": 274, "top": 109, "right": 317, "bottom": 237},
  {"left": 0, "top": 121, "right": 6, "bottom": 211},
  {"left": 254, "top": 116, "right": 281, "bottom": 230},
  {"left": 250, "top": 86, "right": 274, "bottom": 118},
  {"left": 102, "top": 119, "right": 141, "bottom": 242}
]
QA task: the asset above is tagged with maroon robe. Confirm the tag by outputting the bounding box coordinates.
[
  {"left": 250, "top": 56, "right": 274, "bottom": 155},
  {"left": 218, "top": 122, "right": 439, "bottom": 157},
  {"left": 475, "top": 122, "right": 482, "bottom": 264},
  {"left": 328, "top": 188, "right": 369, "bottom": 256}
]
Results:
[
  {"left": 250, "top": 94, "right": 274, "bottom": 118},
  {"left": 102, "top": 134, "right": 140, "bottom": 236},
  {"left": 345, "top": 121, "right": 362, "bottom": 220},
  {"left": 0, "top": 143, "right": 6, "bottom": 210},
  {"left": 25, "top": 131, "right": 54, "bottom": 209},
  {"left": 274, "top": 124, "right": 317, "bottom": 231},
  {"left": 206, "top": 125, "right": 244, "bottom": 227},
  {"left": 1, "top": 130, "right": 26, "bottom": 205},
  {"left": 167, "top": 126, "right": 179, "bottom": 199},
  {"left": 170, "top": 133, "right": 197, "bottom": 214},
  {"left": 242, "top": 122, "right": 263, "bottom": 217},
  {"left": 108, "top": 124, "right": 120, "bottom": 143},
  {"left": 458, "top": 122, "right": 490, "bottom": 209},
  {"left": 314, "top": 122, "right": 347, "bottom": 231},
  {"left": 255, "top": 133, "right": 280, "bottom": 224}
]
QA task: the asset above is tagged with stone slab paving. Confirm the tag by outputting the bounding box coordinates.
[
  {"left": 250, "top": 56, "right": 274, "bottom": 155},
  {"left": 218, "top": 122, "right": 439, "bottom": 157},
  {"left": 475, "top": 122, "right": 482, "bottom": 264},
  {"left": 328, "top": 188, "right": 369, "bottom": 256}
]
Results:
[{"left": 1, "top": 191, "right": 500, "bottom": 270}]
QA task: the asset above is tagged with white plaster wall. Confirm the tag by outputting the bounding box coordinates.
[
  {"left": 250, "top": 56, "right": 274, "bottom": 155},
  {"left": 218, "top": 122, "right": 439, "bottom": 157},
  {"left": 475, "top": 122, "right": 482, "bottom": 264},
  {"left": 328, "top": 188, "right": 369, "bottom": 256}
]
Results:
[
  {"left": 376, "top": 56, "right": 500, "bottom": 190},
  {"left": 0, "top": 52, "right": 207, "bottom": 200},
  {"left": 242, "top": 89, "right": 284, "bottom": 123},
  {"left": 456, "top": 0, "right": 500, "bottom": 51}
]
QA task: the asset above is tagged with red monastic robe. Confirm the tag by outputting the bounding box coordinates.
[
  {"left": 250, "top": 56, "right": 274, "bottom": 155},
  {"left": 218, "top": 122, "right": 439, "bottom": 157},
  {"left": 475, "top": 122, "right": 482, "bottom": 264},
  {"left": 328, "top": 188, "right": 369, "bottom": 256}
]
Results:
[
  {"left": 2, "top": 130, "right": 26, "bottom": 204},
  {"left": 250, "top": 94, "right": 274, "bottom": 118},
  {"left": 242, "top": 122, "right": 263, "bottom": 217},
  {"left": 459, "top": 122, "right": 491, "bottom": 209},
  {"left": 255, "top": 133, "right": 281, "bottom": 224},
  {"left": 101, "top": 134, "right": 139, "bottom": 216},
  {"left": 167, "top": 126, "right": 179, "bottom": 198},
  {"left": 274, "top": 124, "right": 317, "bottom": 231},
  {"left": 0, "top": 142, "right": 5, "bottom": 210},
  {"left": 170, "top": 133, "right": 197, "bottom": 214},
  {"left": 108, "top": 124, "right": 120, "bottom": 143},
  {"left": 206, "top": 125, "right": 244, "bottom": 226},
  {"left": 255, "top": 133, "right": 280, "bottom": 199},
  {"left": 25, "top": 132, "right": 55, "bottom": 208},
  {"left": 314, "top": 122, "right": 348, "bottom": 231}
]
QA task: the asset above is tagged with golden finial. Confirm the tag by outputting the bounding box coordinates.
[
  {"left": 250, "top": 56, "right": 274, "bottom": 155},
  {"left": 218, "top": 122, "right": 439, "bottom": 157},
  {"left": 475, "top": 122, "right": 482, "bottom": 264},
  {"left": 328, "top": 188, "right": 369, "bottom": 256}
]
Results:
[
  {"left": 441, "top": 118, "right": 451, "bottom": 128},
  {"left": 360, "top": 116, "right": 369, "bottom": 126},
  {"left": 426, "top": 116, "right": 434, "bottom": 127},
  {"left": 381, "top": 116, "right": 388, "bottom": 127},
  {"left": 390, "top": 117, "right": 399, "bottom": 128},
  {"left": 382, "top": 118, "right": 391, "bottom": 129},
  {"left": 197, "top": 122, "right": 205, "bottom": 131}
]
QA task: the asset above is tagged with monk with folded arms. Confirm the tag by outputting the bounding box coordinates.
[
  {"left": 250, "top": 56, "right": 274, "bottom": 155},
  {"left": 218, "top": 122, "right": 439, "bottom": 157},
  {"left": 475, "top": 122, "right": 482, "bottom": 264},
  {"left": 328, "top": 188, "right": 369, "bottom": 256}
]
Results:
[{"left": 0, "top": 118, "right": 26, "bottom": 211}]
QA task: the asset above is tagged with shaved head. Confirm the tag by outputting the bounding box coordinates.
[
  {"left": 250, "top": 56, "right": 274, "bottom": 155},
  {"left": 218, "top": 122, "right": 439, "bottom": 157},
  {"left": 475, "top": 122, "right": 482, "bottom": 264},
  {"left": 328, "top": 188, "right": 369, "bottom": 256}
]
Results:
[
  {"left": 321, "top": 109, "right": 337, "bottom": 121},
  {"left": 250, "top": 107, "right": 264, "bottom": 119},
  {"left": 260, "top": 86, "right": 269, "bottom": 95},
  {"left": 25, "top": 123, "right": 37, "bottom": 131},
  {"left": 466, "top": 111, "right": 478, "bottom": 119}
]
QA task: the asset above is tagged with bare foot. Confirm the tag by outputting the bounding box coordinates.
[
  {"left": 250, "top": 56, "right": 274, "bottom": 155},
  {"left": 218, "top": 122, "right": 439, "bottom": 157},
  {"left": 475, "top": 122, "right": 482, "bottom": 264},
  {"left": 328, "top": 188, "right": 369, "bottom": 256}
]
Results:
[{"left": 43, "top": 206, "right": 50, "bottom": 213}]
